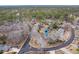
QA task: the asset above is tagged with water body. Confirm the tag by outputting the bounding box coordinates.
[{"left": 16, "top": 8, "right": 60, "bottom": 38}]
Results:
[
  {"left": 0, "top": 45, "right": 11, "bottom": 51},
  {"left": 0, "top": 5, "right": 79, "bottom": 9}
]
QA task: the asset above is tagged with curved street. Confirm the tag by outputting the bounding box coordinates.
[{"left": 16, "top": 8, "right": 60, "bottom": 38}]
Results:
[
  {"left": 30, "top": 27, "right": 75, "bottom": 51},
  {"left": 18, "top": 27, "right": 75, "bottom": 54}
]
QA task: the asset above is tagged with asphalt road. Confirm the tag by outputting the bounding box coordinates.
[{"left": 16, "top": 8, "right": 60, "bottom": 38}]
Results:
[
  {"left": 18, "top": 27, "right": 75, "bottom": 54},
  {"left": 30, "top": 28, "right": 75, "bottom": 51},
  {"left": 18, "top": 34, "right": 31, "bottom": 54}
]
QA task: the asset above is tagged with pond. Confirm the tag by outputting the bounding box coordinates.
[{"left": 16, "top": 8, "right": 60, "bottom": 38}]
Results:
[{"left": 0, "top": 45, "right": 11, "bottom": 51}]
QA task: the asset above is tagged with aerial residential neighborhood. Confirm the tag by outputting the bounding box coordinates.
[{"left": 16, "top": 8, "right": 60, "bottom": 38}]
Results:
[{"left": 0, "top": 6, "right": 79, "bottom": 54}]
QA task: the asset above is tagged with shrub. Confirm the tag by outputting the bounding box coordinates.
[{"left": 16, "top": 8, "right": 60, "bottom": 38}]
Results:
[{"left": 0, "top": 50, "right": 4, "bottom": 54}]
